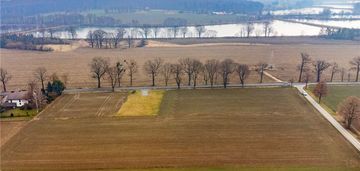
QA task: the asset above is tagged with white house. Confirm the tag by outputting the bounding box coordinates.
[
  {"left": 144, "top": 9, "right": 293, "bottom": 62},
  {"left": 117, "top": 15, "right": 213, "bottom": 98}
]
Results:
[{"left": 0, "top": 91, "right": 30, "bottom": 108}]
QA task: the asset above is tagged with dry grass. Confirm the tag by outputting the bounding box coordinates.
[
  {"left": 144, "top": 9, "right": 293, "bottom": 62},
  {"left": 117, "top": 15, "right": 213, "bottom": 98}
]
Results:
[
  {"left": 1, "top": 88, "right": 360, "bottom": 170},
  {"left": 1, "top": 38, "right": 359, "bottom": 90},
  {"left": 118, "top": 90, "right": 165, "bottom": 116}
]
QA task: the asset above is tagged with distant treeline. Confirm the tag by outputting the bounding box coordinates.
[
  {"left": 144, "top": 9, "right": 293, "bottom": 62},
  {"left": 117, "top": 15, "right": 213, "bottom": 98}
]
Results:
[
  {"left": 0, "top": 34, "right": 66, "bottom": 51},
  {"left": 321, "top": 28, "right": 360, "bottom": 40},
  {"left": 1, "top": 0, "right": 264, "bottom": 18}
]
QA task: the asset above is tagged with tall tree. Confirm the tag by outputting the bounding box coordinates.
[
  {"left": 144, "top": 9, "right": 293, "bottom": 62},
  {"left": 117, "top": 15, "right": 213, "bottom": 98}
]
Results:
[
  {"left": 140, "top": 25, "right": 152, "bottom": 39},
  {"left": 116, "top": 61, "right": 126, "bottom": 87},
  {"left": 297, "top": 53, "right": 311, "bottom": 82},
  {"left": 106, "top": 65, "right": 118, "bottom": 92},
  {"left": 191, "top": 60, "right": 203, "bottom": 88},
  {"left": 161, "top": 63, "right": 172, "bottom": 86},
  {"left": 204, "top": 59, "right": 220, "bottom": 88},
  {"left": 330, "top": 62, "right": 340, "bottom": 82},
  {"left": 246, "top": 22, "right": 254, "bottom": 38},
  {"left": 195, "top": 25, "right": 206, "bottom": 38},
  {"left": 90, "top": 57, "right": 109, "bottom": 88},
  {"left": 263, "top": 21, "right": 273, "bottom": 37},
  {"left": 338, "top": 96, "right": 360, "bottom": 129},
  {"left": 180, "top": 58, "right": 195, "bottom": 86},
  {"left": 0, "top": 68, "right": 11, "bottom": 92},
  {"left": 256, "top": 62, "right": 268, "bottom": 83},
  {"left": 34, "top": 67, "right": 47, "bottom": 91},
  {"left": 219, "top": 59, "right": 235, "bottom": 88},
  {"left": 314, "top": 60, "right": 331, "bottom": 82},
  {"left": 144, "top": 58, "right": 164, "bottom": 86},
  {"left": 235, "top": 64, "right": 250, "bottom": 87},
  {"left": 126, "top": 59, "right": 138, "bottom": 87},
  {"left": 180, "top": 26, "right": 188, "bottom": 38},
  {"left": 66, "top": 26, "right": 77, "bottom": 39},
  {"left": 313, "top": 81, "right": 328, "bottom": 103},
  {"left": 171, "top": 63, "right": 183, "bottom": 89},
  {"left": 152, "top": 26, "right": 161, "bottom": 39},
  {"left": 87, "top": 31, "right": 95, "bottom": 48},
  {"left": 340, "top": 68, "right": 346, "bottom": 82},
  {"left": 350, "top": 56, "right": 360, "bottom": 82}
]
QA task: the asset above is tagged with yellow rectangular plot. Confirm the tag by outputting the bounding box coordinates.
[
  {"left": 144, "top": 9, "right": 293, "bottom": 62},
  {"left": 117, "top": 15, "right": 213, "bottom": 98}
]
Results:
[{"left": 118, "top": 90, "right": 165, "bottom": 116}]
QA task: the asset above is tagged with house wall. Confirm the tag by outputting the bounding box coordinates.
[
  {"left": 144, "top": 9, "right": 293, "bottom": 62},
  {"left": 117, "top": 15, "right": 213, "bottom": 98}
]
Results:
[{"left": 7, "top": 100, "right": 29, "bottom": 107}]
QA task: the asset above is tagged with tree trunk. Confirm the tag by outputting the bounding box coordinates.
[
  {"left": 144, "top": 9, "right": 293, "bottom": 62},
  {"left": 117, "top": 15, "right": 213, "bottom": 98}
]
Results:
[
  {"left": 318, "top": 95, "right": 322, "bottom": 103},
  {"left": 356, "top": 66, "right": 360, "bottom": 82},
  {"left": 130, "top": 75, "right": 133, "bottom": 87},
  {"left": 2, "top": 81, "right": 6, "bottom": 92},
  {"left": 152, "top": 74, "right": 155, "bottom": 87},
  {"left": 41, "top": 80, "right": 45, "bottom": 91},
  {"left": 260, "top": 71, "right": 264, "bottom": 83},
  {"left": 347, "top": 118, "right": 353, "bottom": 129},
  {"left": 298, "top": 64, "right": 304, "bottom": 82},
  {"left": 97, "top": 77, "right": 101, "bottom": 88},
  {"left": 330, "top": 72, "right": 334, "bottom": 82},
  {"left": 317, "top": 71, "right": 321, "bottom": 82},
  {"left": 188, "top": 73, "right": 191, "bottom": 86},
  {"left": 240, "top": 79, "right": 244, "bottom": 88}
]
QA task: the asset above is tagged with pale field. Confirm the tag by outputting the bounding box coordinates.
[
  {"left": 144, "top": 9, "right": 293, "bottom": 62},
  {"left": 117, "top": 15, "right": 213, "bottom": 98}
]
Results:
[{"left": 1, "top": 39, "right": 359, "bottom": 90}]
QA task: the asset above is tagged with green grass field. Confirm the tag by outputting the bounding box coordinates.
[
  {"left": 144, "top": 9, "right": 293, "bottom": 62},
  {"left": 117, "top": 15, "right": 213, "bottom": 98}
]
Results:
[
  {"left": 308, "top": 85, "right": 360, "bottom": 113},
  {"left": 0, "top": 108, "right": 37, "bottom": 118}
]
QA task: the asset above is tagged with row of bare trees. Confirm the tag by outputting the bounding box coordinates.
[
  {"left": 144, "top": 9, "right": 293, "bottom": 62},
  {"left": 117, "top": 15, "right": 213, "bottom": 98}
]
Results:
[
  {"left": 297, "top": 54, "right": 360, "bottom": 83},
  {"left": 89, "top": 57, "right": 271, "bottom": 90}
]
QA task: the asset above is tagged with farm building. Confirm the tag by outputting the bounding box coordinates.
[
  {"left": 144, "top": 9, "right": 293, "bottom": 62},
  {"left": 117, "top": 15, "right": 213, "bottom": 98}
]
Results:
[{"left": 0, "top": 90, "right": 30, "bottom": 108}]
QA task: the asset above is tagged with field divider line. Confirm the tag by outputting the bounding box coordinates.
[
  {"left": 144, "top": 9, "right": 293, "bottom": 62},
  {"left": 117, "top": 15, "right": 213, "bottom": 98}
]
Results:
[
  {"left": 96, "top": 95, "right": 112, "bottom": 117},
  {"left": 295, "top": 85, "right": 360, "bottom": 152}
]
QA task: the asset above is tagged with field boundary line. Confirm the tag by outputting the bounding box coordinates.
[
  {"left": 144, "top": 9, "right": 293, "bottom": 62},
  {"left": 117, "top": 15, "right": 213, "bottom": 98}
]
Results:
[{"left": 295, "top": 84, "right": 360, "bottom": 152}]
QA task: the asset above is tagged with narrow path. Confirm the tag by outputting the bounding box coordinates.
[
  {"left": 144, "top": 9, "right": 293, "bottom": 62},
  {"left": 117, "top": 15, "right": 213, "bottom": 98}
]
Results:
[
  {"left": 295, "top": 84, "right": 360, "bottom": 152},
  {"left": 264, "top": 71, "right": 283, "bottom": 83}
]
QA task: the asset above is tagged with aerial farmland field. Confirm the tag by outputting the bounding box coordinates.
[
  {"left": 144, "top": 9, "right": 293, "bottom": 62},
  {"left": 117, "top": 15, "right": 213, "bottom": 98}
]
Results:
[{"left": 1, "top": 88, "right": 360, "bottom": 170}]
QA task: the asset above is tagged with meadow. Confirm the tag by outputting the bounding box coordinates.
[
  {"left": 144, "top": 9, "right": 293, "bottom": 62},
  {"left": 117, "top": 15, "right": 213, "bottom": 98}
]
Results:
[{"left": 1, "top": 88, "right": 360, "bottom": 170}]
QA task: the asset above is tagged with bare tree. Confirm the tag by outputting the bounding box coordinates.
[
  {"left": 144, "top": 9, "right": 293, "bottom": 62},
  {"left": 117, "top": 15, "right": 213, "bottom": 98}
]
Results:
[
  {"left": 340, "top": 68, "right": 346, "bottom": 82},
  {"left": 263, "top": 21, "right": 273, "bottom": 37},
  {"left": 126, "top": 59, "right": 138, "bottom": 86},
  {"left": 34, "top": 67, "right": 47, "bottom": 91},
  {"left": 168, "top": 26, "right": 180, "bottom": 38},
  {"left": 180, "top": 58, "right": 194, "bottom": 86},
  {"left": 93, "top": 29, "right": 107, "bottom": 48},
  {"left": 144, "top": 58, "right": 164, "bottom": 86},
  {"left": 236, "top": 64, "right": 250, "bottom": 87},
  {"left": 350, "top": 56, "right": 360, "bottom": 82},
  {"left": 127, "top": 35, "right": 132, "bottom": 48},
  {"left": 180, "top": 26, "right": 188, "bottom": 38},
  {"left": 191, "top": 60, "right": 203, "bottom": 88},
  {"left": 219, "top": 59, "right": 235, "bottom": 88},
  {"left": 66, "top": 26, "right": 77, "bottom": 39},
  {"left": 313, "top": 81, "right": 328, "bottom": 103},
  {"left": 111, "top": 28, "right": 125, "bottom": 48},
  {"left": 116, "top": 61, "right": 126, "bottom": 87},
  {"left": 106, "top": 65, "right": 118, "bottom": 92},
  {"left": 330, "top": 62, "right": 340, "bottom": 82},
  {"left": 161, "top": 63, "right": 172, "bottom": 86},
  {"left": 171, "top": 63, "right": 183, "bottom": 89},
  {"left": 87, "top": 31, "right": 95, "bottom": 48},
  {"left": 246, "top": 22, "right": 254, "bottom": 38},
  {"left": 48, "top": 28, "right": 56, "bottom": 38},
  {"left": 314, "top": 60, "right": 331, "bottom": 82},
  {"left": 204, "top": 59, "right": 220, "bottom": 88},
  {"left": 140, "top": 25, "right": 152, "bottom": 39},
  {"left": 0, "top": 68, "right": 11, "bottom": 92},
  {"left": 195, "top": 25, "right": 206, "bottom": 38},
  {"left": 297, "top": 53, "right": 311, "bottom": 82},
  {"left": 256, "top": 62, "right": 268, "bottom": 83},
  {"left": 90, "top": 57, "right": 109, "bottom": 88},
  {"left": 152, "top": 26, "right": 161, "bottom": 38},
  {"left": 338, "top": 96, "right": 360, "bottom": 129},
  {"left": 303, "top": 71, "right": 313, "bottom": 89}
]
